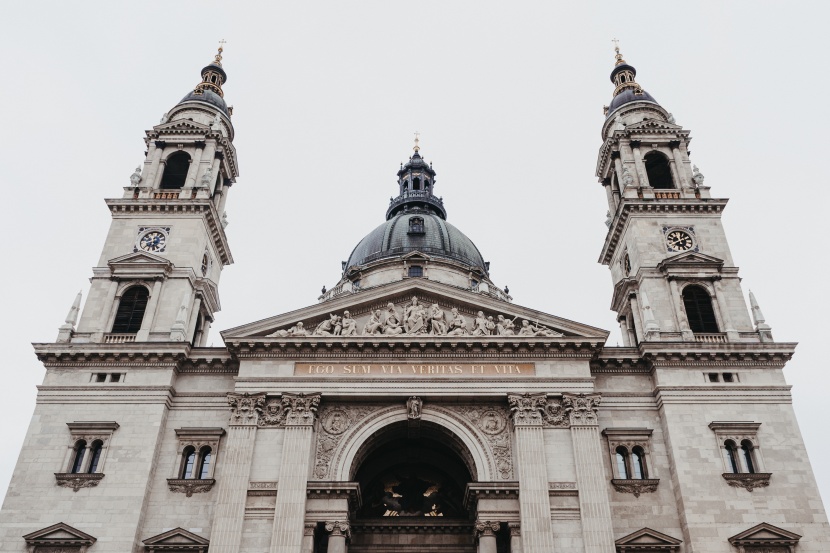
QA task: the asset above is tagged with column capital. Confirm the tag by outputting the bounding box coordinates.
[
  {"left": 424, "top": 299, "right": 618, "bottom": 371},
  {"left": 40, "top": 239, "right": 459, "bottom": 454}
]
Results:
[
  {"left": 507, "top": 393, "right": 547, "bottom": 426},
  {"left": 227, "top": 392, "right": 266, "bottom": 426},
  {"left": 303, "top": 522, "right": 316, "bottom": 536},
  {"left": 283, "top": 392, "right": 322, "bottom": 426},
  {"left": 474, "top": 520, "right": 501, "bottom": 537},
  {"left": 508, "top": 522, "right": 521, "bottom": 536},
  {"left": 563, "top": 393, "right": 602, "bottom": 426},
  {"left": 324, "top": 520, "right": 351, "bottom": 539}
]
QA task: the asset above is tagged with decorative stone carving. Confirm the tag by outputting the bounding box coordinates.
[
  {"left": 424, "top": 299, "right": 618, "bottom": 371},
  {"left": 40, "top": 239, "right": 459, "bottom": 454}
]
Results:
[
  {"left": 313, "top": 405, "right": 377, "bottom": 479},
  {"left": 517, "top": 319, "right": 563, "bottom": 337},
  {"left": 129, "top": 166, "right": 142, "bottom": 186},
  {"left": 456, "top": 405, "right": 513, "bottom": 479},
  {"left": 160, "top": 112, "right": 169, "bottom": 124},
  {"left": 258, "top": 397, "right": 287, "bottom": 427},
  {"left": 542, "top": 398, "right": 569, "bottom": 427},
  {"left": 563, "top": 393, "right": 601, "bottom": 426},
  {"left": 446, "top": 308, "right": 469, "bottom": 336},
  {"left": 321, "top": 408, "right": 351, "bottom": 435},
  {"left": 474, "top": 520, "right": 501, "bottom": 536},
  {"left": 200, "top": 166, "right": 212, "bottom": 188},
  {"left": 282, "top": 392, "right": 321, "bottom": 426},
  {"left": 167, "top": 478, "right": 216, "bottom": 497},
  {"left": 211, "top": 113, "right": 221, "bottom": 131},
  {"left": 692, "top": 164, "right": 705, "bottom": 187},
  {"left": 611, "top": 478, "right": 659, "bottom": 497},
  {"left": 363, "top": 309, "right": 383, "bottom": 335},
  {"left": 314, "top": 313, "right": 341, "bottom": 335},
  {"left": 722, "top": 472, "right": 772, "bottom": 492},
  {"left": 303, "top": 522, "right": 316, "bottom": 536},
  {"left": 429, "top": 303, "right": 447, "bottom": 334},
  {"left": 382, "top": 303, "right": 404, "bottom": 335},
  {"left": 221, "top": 210, "right": 229, "bottom": 229},
  {"left": 403, "top": 296, "right": 428, "bottom": 334},
  {"left": 406, "top": 396, "right": 422, "bottom": 420},
  {"left": 508, "top": 393, "right": 547, "bottom": 425},
  {"left": 340, "top": 310, "right": 358, "bottom": 336},
  {"left": 325, "top": 520, "right": 351, "bottom": 539},
  {"left": 508, "top": 522, "right": 521, "bottom": 536},
  {"left": 267, "top": 322, "right": 308, "bottom": 337},
  {"left": 54, "top": 472, "right": 104, "bottom": 492},
  {"left": 227, "top": 392, "right": 266, "bottom": 425},
  {"left": 622, "top": 165, "right": 635, "bottom": 187}
]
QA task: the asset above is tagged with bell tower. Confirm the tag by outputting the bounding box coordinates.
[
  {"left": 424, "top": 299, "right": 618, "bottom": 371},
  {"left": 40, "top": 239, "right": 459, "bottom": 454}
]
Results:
[
  {"left": 59, "top": 45, "right": 239, "bottom": 346},
  {"left": 596, "top": 45, "right": 771, "bottom": 345}
]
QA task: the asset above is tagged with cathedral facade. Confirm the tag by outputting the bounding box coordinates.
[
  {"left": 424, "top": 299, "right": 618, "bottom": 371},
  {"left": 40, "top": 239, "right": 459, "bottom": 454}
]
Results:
[{"left": 0, "top": 46, "right": 827, "bottom": 553}]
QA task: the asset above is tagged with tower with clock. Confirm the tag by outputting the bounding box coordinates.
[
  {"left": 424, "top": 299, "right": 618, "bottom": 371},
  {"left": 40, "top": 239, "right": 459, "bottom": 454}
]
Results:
[
  {"left": 597, "top": 45, "right": 764, "bottom": 345},
  {"left": 64, "top": 46, "right": 238, "bottom": 346}
]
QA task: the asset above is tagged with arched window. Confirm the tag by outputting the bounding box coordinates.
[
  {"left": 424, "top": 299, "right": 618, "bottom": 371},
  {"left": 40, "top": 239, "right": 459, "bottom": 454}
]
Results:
[
  {"left": 632, "top": 446, "right": 646, "bottom": 479},
  {"left": 413, "top": 177, "right": 421, "bottom": 190},
  {"left": 682, "top": 285, "right": 719, "bottom": 333},
  {"left": 87, "top": 440, "right": 103, "bottom": 473},
  {"left": 70, "top": 440, "right": 87, "bottom": 474},
  {"left": 740, "top": 440, "right": 756, "bottom": 474},
  {"left": 615, "top": 446, "right": 631, "bottom": 479},
  {"left": 723, "top": 440, "right": 739, "bottom": 474},
  {"left": 198, "top": 447, "right": 212, "bottom": 479},
  {"left": 160, "top": 152, "right": 191, "bottom": 189},
  {"left": 644, "top": 152, "right": 674, "bottom": 189},
  {"left": 403, "top": 180, "right": 409, "bottom": 191},
  {"left": 181, "top": 446, "right": 197, "bottom": 479},
  {"left": 112, "top": 286, "right": 150, "bottom": 334}
]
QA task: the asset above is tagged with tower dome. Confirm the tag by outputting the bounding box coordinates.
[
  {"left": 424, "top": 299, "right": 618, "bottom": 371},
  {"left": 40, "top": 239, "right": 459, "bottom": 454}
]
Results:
[
  {"left": 605, "top": 44, "right": 659, "bottom": 118},
  {"left": 175, "top": 44, "right": 231, "bottom": 116}
]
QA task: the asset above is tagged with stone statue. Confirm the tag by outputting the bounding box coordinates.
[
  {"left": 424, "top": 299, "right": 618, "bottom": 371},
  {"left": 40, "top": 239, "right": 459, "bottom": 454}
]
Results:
[
  {"left": 129, "top": 166, "right": 142, "bottom": 186},
  {"left": 314, "top": 313, "right": 340, "bottom": 336},
  {"left": 613, "top": 116, "right": 625, "bottom": 131},
  {"left": 340, "top": 310, "right": 357, "bottom": 336},
  {"left": 221, "top": 211, "right": 229, "bottom": 229},
  {"left": 446, "top": 308, "right": 469, "bottom": 336},
  {"left": 268, "top": 322, "right": 307, "bottom": 337},
  {"left": 200, "top": 167, "right": 213, "bottom": 188},
  {"left": 692, "top": 165, "right": 705, "bottom": 187},
  {"left": 429, "top": 304, "right": 447, "bottom": 335},
  {"left": 160, "top": 112, "right": 169, "bottom": 124},
  {"left": 667, "top": 113, "right": 676, "bottom": 124},
  {"left": 472, "top": 311, "right": 490, "bottom": 336},
  {"left": 496, "top": 315, "right": 516, "bottom": 336},
  {"left": 403, "top": 296, "right": 427, "bottom": 334},
  {"left": 211, "top": 114, "right": 221, "bottom": 131},
  {"left": 363, "top": 310, "right": 383, "bottom": 335},
  {"left": 382, "top": 303, "right": 404, "bottom": 335},
  {"left": 622, "top": 166, "right": 634, "bottom": 187},
  {"left": 605, "top": 210, "right": 613, "bottom": 228},
  {"left": 518, "top": 320, "right": 563, "bottom": 337},
  {"left": 406, "top": 396, "right": 422, "bottom": 420}
]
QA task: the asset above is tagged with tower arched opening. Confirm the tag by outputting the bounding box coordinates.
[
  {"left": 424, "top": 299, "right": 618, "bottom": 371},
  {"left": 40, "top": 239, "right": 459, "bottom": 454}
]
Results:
[
  {"left": 160, "top": 152, "right": 191, "bottom": 190},
  {"left": 644, "top": 151, "right": 674, "bottom": 189}
]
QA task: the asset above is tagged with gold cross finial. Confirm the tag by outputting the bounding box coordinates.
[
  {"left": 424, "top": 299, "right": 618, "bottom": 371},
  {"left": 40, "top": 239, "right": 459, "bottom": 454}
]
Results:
[
  {"left": 214, "top": 39, "right": 226, "bottom": 65},
  {"left": 413, "top": 131, "right": 420, "bottom": 153},
  {"left": 612, "top": 38, "right": 625, "bottom": 66}
]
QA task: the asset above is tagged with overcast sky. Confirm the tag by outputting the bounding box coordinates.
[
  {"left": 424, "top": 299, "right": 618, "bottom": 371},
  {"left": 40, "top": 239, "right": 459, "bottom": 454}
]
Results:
[{"left": 1, "top": 2, "right": 828, "bottom": 509}]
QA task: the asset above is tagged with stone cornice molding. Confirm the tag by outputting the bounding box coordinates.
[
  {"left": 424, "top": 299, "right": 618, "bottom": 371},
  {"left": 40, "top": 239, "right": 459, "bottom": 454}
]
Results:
[
  {"left": 167, "top": 478, "right": 216, "bottom": 497},
  {"left": 227, "top": 392, "right": 266, "bottom": 426},
  {"left": 640, "top": 342, "right": 796, "bottom": 368},
  {"left": 106, "top": 199, "right": 232, "bottom": 265},
  {"left": 611, "top": 478, "right": 659, "bottom": 497},
  {"left": 599, "top": 199, "right": 728, "bottom": 265},
  {"left": 33, "top": 343, "right": 238, "bottom": 373},
  {"left": 463, "top": 481, "right": 520, "bottom": 510},
  {"left": 563, "top": 393, "right": 601, "bottom": 426},
  {"left": 722, "top": 472, "right": 771, "bottom": 492},
  {"left": 55, "top": 472, "right": 104, "bottom": 492}
]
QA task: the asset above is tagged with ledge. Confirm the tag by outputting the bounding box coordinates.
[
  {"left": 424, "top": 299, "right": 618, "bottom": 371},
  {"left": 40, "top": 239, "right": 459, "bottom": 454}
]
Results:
[
  {"left": 611, "top": 478, "right": 659, "bottom": 497},
  {"left": 55, "top": 472, "right": 104, "bottom": 492},
  {"left": 722, "top": 472, "right": 771, "bottom": 492},
  {"left": 167, "top": 478, "right": 216, "bottom": 497}
]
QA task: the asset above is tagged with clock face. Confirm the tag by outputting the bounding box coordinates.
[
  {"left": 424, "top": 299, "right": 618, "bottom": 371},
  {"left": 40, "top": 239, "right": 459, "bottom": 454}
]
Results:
[
  {"left": 139, "top": 230, "right": 166, "bottom": 252},
  {"left": 666, "top": 229, "right": 694, "bottom": 252}
]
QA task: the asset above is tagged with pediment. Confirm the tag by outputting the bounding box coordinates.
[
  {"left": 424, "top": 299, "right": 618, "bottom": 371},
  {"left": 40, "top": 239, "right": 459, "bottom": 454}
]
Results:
[
  {"left": 23, "top": 521, "right": 96, "bottom": 546},
  {"left": 153, "top": 119, "right": 210, "bottom": 133},
  {"left": 143, "top": 527, "right": 210, "bottom": 550},
  {"left": 615, "top": 527, "right": 682, "bottom": 551},
  {"left": 401, "top": 251, "right": 433, "bottom": 261},
  {"left": 657, "top": 251, "right": 724, "bottom": 273},
  {"left": 729, "top": 522, "right": 801, "bottom": 546},
  {"left": 624, "top": 118, "right": 683, "bottom": 132},
  {"left": 222, "top": 279, "right": 608, "bottom": 342},
  {"left": 108, "top": 251, "right": 173, "bottom": 279}
]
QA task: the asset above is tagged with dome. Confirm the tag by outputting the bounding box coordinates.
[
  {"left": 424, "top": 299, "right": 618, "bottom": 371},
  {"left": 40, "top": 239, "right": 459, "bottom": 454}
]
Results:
[
  {"left": 178, "top": 89, "right": 229, "bottom": 116},
  {"left": 607, "top": 87, "right": 658, "bottom": 117},
  {"left": 346, "top": 210, "right": 487, "bottom": 273}
]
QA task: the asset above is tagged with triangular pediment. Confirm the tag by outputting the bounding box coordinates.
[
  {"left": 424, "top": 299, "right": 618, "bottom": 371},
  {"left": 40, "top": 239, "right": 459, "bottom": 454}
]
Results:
[
  {"left": 729, "top": 522, "right": 801, "bottom": 546},
  {"left": 108, "top": 251, "right": 173, "bottom": 279},
  {"left": 624, "top": 118, "right": 683, "bottom": 132},
  {"left": 615, "top": 527, "right": 682, "bottom": 551},
  {"left": 657, "top": 251, "right": 724, "bottom": 274},
  {"left": 222, "top": 279, "right": 608, "bottom": 342},
  {"left": 401, "top": 251, "right": 433, "bottom": 261},
  {"left": 143, "top": 527, "right": 210, "bottom": 549},
  {"left": 23, "top": 521, "right": 96, "bottom": 545},
  {"left": 108, "top": 251, "right": 171, "bottom": 265},
  {"left": 154, "top": 119, "right": 210, "bottom": 133}
]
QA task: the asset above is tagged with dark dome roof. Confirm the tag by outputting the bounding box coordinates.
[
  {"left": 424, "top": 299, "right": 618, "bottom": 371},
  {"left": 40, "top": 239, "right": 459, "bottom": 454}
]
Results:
[
  {"left": 178, "top": 89, "right": 229, "bottom": 115},
  {"left": 607, "top": 88, "right": 658, "bottom": 117},
  {"left": 346, "top": 211, "right": 487, "bottom": 272}
]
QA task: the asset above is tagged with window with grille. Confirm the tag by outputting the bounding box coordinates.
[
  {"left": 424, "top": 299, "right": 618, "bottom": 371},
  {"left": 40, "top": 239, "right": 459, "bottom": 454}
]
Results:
[
  {"left": 682, "top": 285, "right": 718, "bottom": 333},
  {"left": 112, "top": 286, "right": 149, "bottom": 333}
]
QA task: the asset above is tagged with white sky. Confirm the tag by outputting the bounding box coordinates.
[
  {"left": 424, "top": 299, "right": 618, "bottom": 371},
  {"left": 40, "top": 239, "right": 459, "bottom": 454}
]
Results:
[{"left": 1, "top": 1, "right": 828, "bottom": 510}]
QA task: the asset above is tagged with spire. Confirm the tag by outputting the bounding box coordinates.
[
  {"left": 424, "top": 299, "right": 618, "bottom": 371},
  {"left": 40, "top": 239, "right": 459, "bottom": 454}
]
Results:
[
  {"left": 749, "top": 290, "right": 774, "bottom": 342},
  {"left": 56, "top": 291, "right": 82, "bottom": 343},
  {"left": 193, "top": 42, "right": 228, "bottom": 98},
  {"left": 413, "top": 131, "right": 421, "bottom": 153},
  {"left": 609, "top": 40, "right": 641, "bottom": 97},
  {"left": 213, "top": 39, "right": 226, "bottom": 66},
  {"left": 388, "top": 139, "right": 445, "bottom": 220}
]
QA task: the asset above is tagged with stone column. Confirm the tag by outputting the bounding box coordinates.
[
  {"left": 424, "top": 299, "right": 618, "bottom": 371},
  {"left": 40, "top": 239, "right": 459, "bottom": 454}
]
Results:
[
  {"left": 631, "top": 141, "right": 649, "bottom": 188},
  {"left": 270, "top": 393, "right": 322, "bottom": 553},
  {"left": 186, "top": 296, "right": 202, "bottom": 341},
  {"left": 209, "top": 392, "right": 267, "bottom": 553},
  {"left": 300, "top": 523, "right": 316, "bottom": 553},
  {"left": 325, "top": 521, "right": 350, "bottom": 553},
  {"left": 628, "top": 293, "right": 645, "bottom": 344},
  {"left": 147, "top": 142, "right": 165, "bottom": 189},
  {"left": 712, "top": 279, "right": 740, "bottom": 341},
  {"left": 507, "top": 393, "right": 556, "bottom": 553},
  {"left": 185, "top": 143, "right": 204, "bottom": 188},
  {"left": 563, "top": 393, "right": 615, "bottom": 553},
  {"left": 669, "top": 279, "right": 694, "bottom": 340},
  {"left": 508, "top": 523, "right": 522, "bottom": 553},
  {"left": 617, "top": 317, "right": 631, "bottom": 347},
  {"left": 475, "top": 520, "right": 500, "bottom": 553}
]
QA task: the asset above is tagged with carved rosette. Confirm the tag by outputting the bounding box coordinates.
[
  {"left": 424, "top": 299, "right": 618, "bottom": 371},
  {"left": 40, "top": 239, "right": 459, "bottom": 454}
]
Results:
[
  {"left": 227, "top": 392, "right": 266, "bottom": 426},
  {"left": 325, "top": 521, "right": 351, "bottom": 540},
  {"left": 562, "top": 393, "right": 601, "bottom": 426},
  {"left": 508, "top": 393, "right": 547, "bottom": 426},
  {"left": 611, "top": 478, "right": 659, "bottom": 497},
  {"left": 167, "top": 478, "right": 216, "bottom": 497},
  {"left": 313, "top": 405, "right": 377, "bottom": 479},
  {"left": 258, "top": 397, "right": 287, "bottom": 428},
  {"left": 282, "top": 392, "right": 321, "bottom": 426},
  {"left": 54, "top": 472, "right": 104, "bottom": 492},
  {"left": 722, "top": 472, "right": 772, "bottom": 492},
  {"left": 456, "top": 405, "right": 514, "bottom": 479},
  {"left": 474, "top": 520, "right": 501, "bottom": 537}
]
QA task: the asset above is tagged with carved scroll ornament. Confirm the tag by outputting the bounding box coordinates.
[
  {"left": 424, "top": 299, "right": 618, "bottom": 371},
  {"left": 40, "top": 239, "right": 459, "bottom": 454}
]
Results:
[
  {"left": 563, "top": 393, "right": 601, "bottom": 426},
  {"left": 227, "top": 392, "right": 266, "bottom": 425},
  {"left": 282, "top": 392, "right": 321, "bottom": 426},
  {"left": 507, "top": 393, "right": 569, "bottom": 427}
]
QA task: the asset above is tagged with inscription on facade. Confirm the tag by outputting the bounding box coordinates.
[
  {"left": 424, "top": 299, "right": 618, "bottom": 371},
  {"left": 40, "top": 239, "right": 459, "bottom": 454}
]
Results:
[{"left": 294, "top": 362, "right": 535, "bottom": 376}]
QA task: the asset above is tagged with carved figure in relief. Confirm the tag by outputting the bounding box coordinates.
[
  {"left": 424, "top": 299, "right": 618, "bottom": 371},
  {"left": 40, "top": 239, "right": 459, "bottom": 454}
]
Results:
[
  {"left": 314, "top": 314, "right": 341, "bottom": 336},
  {"left": 340, "top": 310, "right": 357, "bottom": 336},
  {"left": 129, "top": 166, "right": 142, "bottom": 186},
  {"left": 221, "top": 211, "right": 229, "bottom": 228},
  {"left": 200, "top": 166, "right": 213, "bottom": 188},
  {"left": 692, "top": 165, "right": 705, "bottom": 187},
  {"left": 446, "top": 308, "right": 469, "bottom": 336},
  {"left": 622, "top": 165, "right": 635, "bottom": 187},
  {"left": 472, "top": 311, "right": 490, "bottom": 336},
  {"left": 486, "top": 316, "right": 496, "bottom": 334},
  {"left": 428, "top": 304, "right": 447, "bottom": 335},
  {"left": 406, "top": 396, "right": 422, "bottom": 419},
  {"left": 404, "top": 296, "right": 427, "bottom": 334},
  {"left": 363, "top": 310, "right": 383, "bottom": 335},
  {"left": 496, "top": 315, "right": 516, "bottom": 335},
  {"left": 383, "top": 303, "right": 404, "bottom": 335},
  {"left": 518, "top": 320, "right": 563, "bottom": 337},
  {"left": 267, "top": 321, "right": 307, "bottom": 337}
]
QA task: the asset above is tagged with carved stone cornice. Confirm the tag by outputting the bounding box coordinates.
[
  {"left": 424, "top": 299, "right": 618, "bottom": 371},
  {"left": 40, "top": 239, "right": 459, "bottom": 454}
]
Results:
[
  {"left": 227, "top": 392, "right": 266, "bottom": 426},
  {"left": 33, "top": 344, "right": 239, "bottom": 374},
  {"left": 611, "top": 478, "right": 659, "bottom": 497},
  {"left": 55, "top": 472, "right": 104, "bottom": 492},
  {"left": 640, "top": 342, "right": 796, "bottom": 369},
  {"left": 474, "top": 520, "right": 501, "bottom": 537},
  {"left": 325, "top": 521, "right": 351, "bottom": 539},
  {"left": 167, "top": 478, "right": 216, "bottom": 497},
  {"left": 464, "top": 482, "right": 520, "bottom": 510},
  {"left": 282, "top": 392, "right": 321, "bottom": 426},
  {"left": 563, "top": 393, "right": 601, "bottom": 426},
  {"left": 722, "top": 472, "right": 771, "bottom": 492}
]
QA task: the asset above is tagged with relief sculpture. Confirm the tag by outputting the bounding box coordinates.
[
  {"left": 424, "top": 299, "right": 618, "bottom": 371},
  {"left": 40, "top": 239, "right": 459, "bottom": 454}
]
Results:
[
  {"left": 455, "top": 406, "right": 513, "bottom": 479},
  {"left": 313, "top": 405, "right": 378, "bottom": 479}
]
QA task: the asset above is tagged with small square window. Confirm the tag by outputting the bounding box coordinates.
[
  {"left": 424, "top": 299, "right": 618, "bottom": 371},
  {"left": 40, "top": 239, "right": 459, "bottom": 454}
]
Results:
[
  {"left": 95, "top": 373, "right": 107, "bottom": 383},
  {"left": 110, "top": 373, "right": 122, "bottom": 383},
  {"left": 408, "top": 266, "right": 423, "bottom": 278},
  {"left": 708, "top": 372, "right": 720, "bottom": 382},
  {"left": 722, "top": 372, "right": 734, "bottom": 383}
]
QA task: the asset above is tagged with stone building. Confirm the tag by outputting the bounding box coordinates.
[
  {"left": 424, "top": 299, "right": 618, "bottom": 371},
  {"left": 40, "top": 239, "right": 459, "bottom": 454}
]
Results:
[{"left": 0, "top": 45, "right": 827, "bottom": 553}]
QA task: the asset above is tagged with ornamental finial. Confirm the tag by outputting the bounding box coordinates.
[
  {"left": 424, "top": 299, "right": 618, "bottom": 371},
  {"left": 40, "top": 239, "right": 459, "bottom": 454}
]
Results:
[
  {"left": 413, "top": 131, "right": 420, "bottom": 153},
  {"left": 214, "top": 39, "right": 226, "bottom": 66},
  {"left": 612, "top": 38, "right": 626, "bottom": 66}
]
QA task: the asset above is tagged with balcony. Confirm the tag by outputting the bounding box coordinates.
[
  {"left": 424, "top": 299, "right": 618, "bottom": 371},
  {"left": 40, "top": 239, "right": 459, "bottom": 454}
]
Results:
[
  {"left": 103, "top": 333, "right": 137, "bottom": 344},
  {"left": 386, "top": 190, "right": 447, "bottom": 219},
  {"left": 693, "top": 333, "right": 727, "bottom": 344},
  {"left": 153, "top": 191, "right": 180, "bottom": 200}
]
